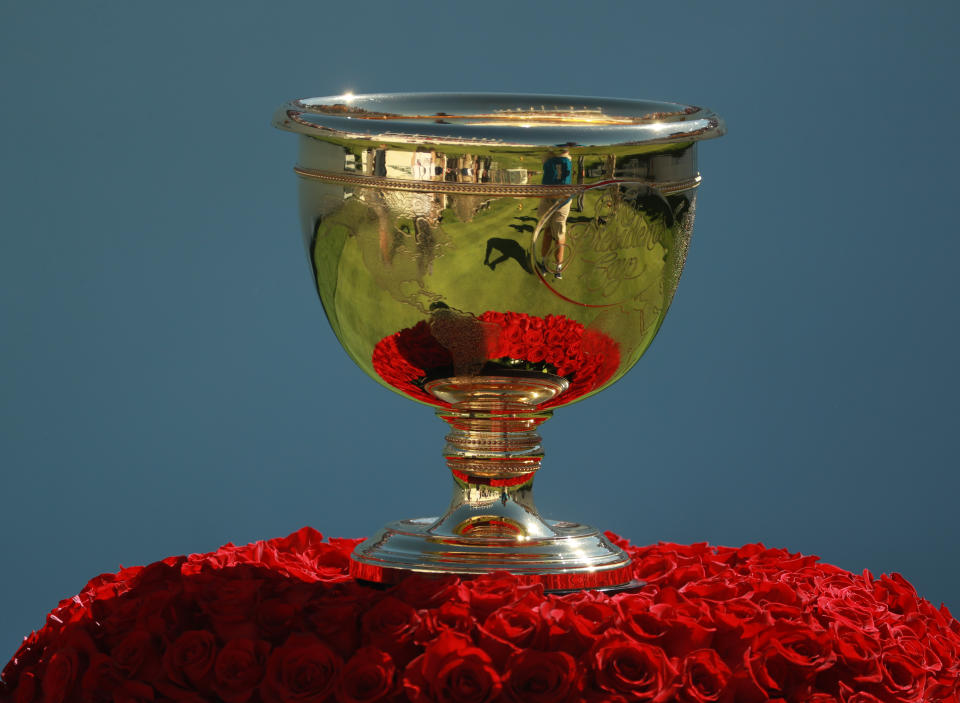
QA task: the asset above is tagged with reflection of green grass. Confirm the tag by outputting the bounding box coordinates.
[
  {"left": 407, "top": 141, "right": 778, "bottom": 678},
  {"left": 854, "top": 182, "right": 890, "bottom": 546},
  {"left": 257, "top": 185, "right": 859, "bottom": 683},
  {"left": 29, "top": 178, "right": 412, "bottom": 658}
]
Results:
[
  {"left": 310, "top": 219, "right": 349, "bottom": 340},
  {"left": 439, "top": 199, "right": 538, "bottom": 310},
  {"left": 312, "top": 188, "right": 685, "bottom": 402}
]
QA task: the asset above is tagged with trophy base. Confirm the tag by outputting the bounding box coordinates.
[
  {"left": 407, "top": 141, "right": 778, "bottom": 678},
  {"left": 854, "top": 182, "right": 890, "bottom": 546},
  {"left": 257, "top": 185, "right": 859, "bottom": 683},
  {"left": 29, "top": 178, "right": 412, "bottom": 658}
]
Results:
[{"left": 349, "top": 517, "right": 635, "bottom": 591}]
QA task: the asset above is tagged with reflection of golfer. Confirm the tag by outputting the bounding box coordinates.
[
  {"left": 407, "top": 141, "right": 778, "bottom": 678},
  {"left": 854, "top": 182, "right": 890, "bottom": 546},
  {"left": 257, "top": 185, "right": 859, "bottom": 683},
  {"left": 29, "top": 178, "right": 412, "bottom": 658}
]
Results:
[
  {"left": 483, "top": 237, "right": 533, "bottom": 273},
  {"left": 538, "top": 149, "right": 572, "bottom": 279}
]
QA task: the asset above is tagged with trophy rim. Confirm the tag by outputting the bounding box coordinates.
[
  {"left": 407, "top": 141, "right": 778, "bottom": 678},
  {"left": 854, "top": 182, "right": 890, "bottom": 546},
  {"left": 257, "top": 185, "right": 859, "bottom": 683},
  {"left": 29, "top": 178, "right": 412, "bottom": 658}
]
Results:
[{"left": 273, "top": 91, "right": 725, "bottom": 148}]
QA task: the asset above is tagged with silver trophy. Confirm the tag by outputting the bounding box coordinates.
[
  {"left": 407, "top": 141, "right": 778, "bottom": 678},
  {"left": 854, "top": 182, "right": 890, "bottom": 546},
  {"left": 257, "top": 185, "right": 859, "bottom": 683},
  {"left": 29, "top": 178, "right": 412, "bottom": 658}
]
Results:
[{"left": 273, "top": 93, "right": 724, "bottom": 590}]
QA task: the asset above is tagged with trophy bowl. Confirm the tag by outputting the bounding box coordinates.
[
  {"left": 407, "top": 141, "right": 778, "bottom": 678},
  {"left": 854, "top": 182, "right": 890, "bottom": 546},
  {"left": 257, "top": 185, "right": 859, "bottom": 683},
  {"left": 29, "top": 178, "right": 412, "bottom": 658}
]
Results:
[{"left": 273, "top": 93, "right": 724, "bottom": 591}]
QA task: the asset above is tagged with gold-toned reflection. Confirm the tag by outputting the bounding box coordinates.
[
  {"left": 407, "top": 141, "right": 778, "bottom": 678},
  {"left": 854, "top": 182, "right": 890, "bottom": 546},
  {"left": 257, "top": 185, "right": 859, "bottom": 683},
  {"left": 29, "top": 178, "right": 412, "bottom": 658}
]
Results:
[
  {"left": 301, "top": 141, "right": 695, "bottom": 411},
  {"left": 296, "top": 164, "right": 694, "bottom": 588},
  {"left": 276, "top": 92, "right": 723, "bottom": 590}
]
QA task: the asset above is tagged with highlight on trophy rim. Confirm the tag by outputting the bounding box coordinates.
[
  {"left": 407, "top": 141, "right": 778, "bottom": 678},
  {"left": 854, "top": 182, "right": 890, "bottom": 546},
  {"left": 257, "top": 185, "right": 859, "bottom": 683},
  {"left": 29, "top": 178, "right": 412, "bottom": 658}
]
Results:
[{"left": 274, "top": 93, "right": 724, "bottom": 590}]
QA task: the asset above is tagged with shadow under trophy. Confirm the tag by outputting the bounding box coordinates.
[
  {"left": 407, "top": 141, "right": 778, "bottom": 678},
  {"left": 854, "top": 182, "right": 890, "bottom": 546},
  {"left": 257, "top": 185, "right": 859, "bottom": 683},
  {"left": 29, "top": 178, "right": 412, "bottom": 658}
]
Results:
[{"left": 273, "top": 93, "right": 725, "bottom": 591}]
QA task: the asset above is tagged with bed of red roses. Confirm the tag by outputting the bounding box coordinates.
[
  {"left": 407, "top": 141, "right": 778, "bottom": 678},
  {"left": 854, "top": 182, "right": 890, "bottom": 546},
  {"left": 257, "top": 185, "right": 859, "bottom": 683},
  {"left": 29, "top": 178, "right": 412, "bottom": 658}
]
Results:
[
  {"left": 371, "top": 311, "right": 620, "bottom": 407},
  {"left": 2, "top": 528, "right": 958, "bottom": 703}
]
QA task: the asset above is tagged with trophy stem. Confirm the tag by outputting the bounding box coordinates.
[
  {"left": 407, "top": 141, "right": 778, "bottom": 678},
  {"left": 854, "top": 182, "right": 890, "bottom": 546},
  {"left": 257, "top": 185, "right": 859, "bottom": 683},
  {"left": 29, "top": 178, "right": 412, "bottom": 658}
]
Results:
[
  {"left": 431, "top": 382, "right": 557, "bottom": 540},
  {"left": 349, "top": 373, "right": 635, "bottom": 591}
]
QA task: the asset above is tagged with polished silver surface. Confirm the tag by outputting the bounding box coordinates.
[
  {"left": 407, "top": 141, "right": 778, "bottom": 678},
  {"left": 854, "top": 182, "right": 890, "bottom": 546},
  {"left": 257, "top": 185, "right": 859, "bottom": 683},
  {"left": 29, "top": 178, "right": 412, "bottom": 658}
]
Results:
[
  {"left": 350, "top": 517, "right": 634, "bottom": 591},
  {"left": 274, "top": 93, "right": 723, "bottom": 195},
  {"left": 273, "top": 92, "right": 725, "bottom": 148},
  {"left": 274, "top": 92, "right": 724, "bottom": 590}
]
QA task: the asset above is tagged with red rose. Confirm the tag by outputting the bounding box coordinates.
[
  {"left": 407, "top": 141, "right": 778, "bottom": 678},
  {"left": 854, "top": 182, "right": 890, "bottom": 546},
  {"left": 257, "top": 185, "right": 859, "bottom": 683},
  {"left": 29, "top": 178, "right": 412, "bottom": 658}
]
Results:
[
  {"left": 112, "top": 680, "right": 155, "bottom": 703},
  {"left": 748, "top": 622, "right": 835, "bottom": 695},
  {"left": 580, "top": 689, "right": 630, "bottom": 703},
  {"left": 213, "top": 639, "right": 270, "bottom": 703},
  {"left": 676, "top": 649, "right": 731, "bottom": 703},
  {"left": 484, "top": 601, "right": 544, "bottom": 645},
  {"left": 892, "top": 633, "right": 941, "bottom": 672},
  {"left": 680, "top": 575, "right": 746, "bottom": 602},
  {"left": 9, "top": 532, "right": 960, "bottom": 703},
  {"left": 135, "top": 586, "right": 185, "bottom": 641},
  {"left": 395, "top": 321, "right": 451, "bottom": 370},
  {"left": 503, "top": 325, "right": 526, "bottom": 348},
  {"left": 360, "top": 597, "right": 421, "bottom": 665},
  {"left": 305, "top": 599, "right": 362, "bottom": 657},
  {"left": 588, "top": 632, "right": 677, "bottom": 702},
  {"left": 337, "top": 648, "right": 397, "bottom": 703},
  {"left": 13, "top": 671, "right": 38, "bottom": 703},
  {"left": 538, "top": 596, "right": 613, "bottom": 656},
  {"left": 111, "top": 630, "right": 161, "bottom": 682},
  {"left": 503, "top": 650, "right": 580, "bottom": 703},
  {"left": 78, "top": 565, "right": 142, "bottom": 602},
  {"left": 40, "top": 649, "right": 79, "bottom": 703},
  {"left": 403, "top": 632, "right": 500, "bottom": 703},
  {"left": 94, "top": 596, "right": 144, "bottom": 649},
  {"left": 717, "top": 668, "right": 768, "bottom": 703},
  {"left": 256, "top": 598, "right": 299, "bottom": 640},
  {"left": 186, "top": 545, "right": 240, "bottom": 572},
  {"left": 873, "top": 573, "right": 920, "bottom": 616},
  {"left": 190, "top": 570, "right": 264, "bottom": 640},
  {"left": 878, "top": 647, "right": 926, "bottom": 702},
  {"left": 416, "top": 601, "right": 475, "bottom": 645},
  {"left": 624, "top": 596, "right": 713, "bottom": 659},
  {"left": 473, "top": 601, "right": 546, "bottom": 667},
  {"left": 460, "top": 573, "right": 539, "bottom": 621},
  {"left": 80, "top": 654, "right": 124, "bottom": 703},
  {"left": 841, "top": 692, "right": 884, "bottom": 703},
  {"left": 829, "top": 623, "right": 882, "bottom": 684},
  {"left": 3, "top": 631, "right": 44, "bottom": 695},
  {"left": 634, "top": 553, "right": 680, "bottom": 585},
  {"left": 261, "top": 530, "right": 354, "bottom": 584},
  {"left": 616, "top": 598, "right": 671, "bottom": 645},
  {"left": 261, "top": 633, "right": 342, "bottom": 703},
  {"left": 751, "top": 580, "right": 800, "bottom": 607},
  {"left": 817, "top": 592, "right": 879, "bottom": 631},
  {"left": 709, "top": 597, "right": 771, "bottom": 643},
  {"left": 481, "top": 310, "right": 506, "bottom": 328},
  {"left": 371, "top": 312, "right": 620, "bottom": 407},
  {"left": 661, "top": 562, "right": 707, "bottom": 589},
  {"left": 524, "top": 343, "right": 549, "bottom": 363},
  {"left": 926, "top": 654, "right": 960, "bottom": 701},
  {"left": 270, "top": 526, "right": 325, "bottom": 554},
  {"left": 522, "top": 328, "right": 544, "bottom": 347},
  {"left": 392, "top": 574, "right": 461, "bottom": 610},
  {"left": 163, "top": 630, "right": 217, "bottom": 689},
  {"left": 127, "top": 560, "right": 183, "bottom": 607}
]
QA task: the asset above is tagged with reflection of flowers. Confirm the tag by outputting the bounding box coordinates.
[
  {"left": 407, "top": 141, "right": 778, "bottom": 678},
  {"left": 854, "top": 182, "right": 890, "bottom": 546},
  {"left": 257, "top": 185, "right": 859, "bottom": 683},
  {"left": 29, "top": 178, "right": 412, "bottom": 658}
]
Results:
[
  {"left": 4, "top": 529, "right": 959, "bottom": 703},
  {"left": 370, "top": 312, "right": 620, "bottom": 407}
]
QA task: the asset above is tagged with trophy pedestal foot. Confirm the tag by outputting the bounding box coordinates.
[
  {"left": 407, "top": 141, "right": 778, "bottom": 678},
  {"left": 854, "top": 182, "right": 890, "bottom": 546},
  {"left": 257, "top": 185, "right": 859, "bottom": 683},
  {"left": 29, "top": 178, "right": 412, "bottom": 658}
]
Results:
[
  {"left": 350, "top": 372, "right": 636, "bottom": 591},
  {"left": 349, "top": 517, "right": 636, "bottom": 592}
]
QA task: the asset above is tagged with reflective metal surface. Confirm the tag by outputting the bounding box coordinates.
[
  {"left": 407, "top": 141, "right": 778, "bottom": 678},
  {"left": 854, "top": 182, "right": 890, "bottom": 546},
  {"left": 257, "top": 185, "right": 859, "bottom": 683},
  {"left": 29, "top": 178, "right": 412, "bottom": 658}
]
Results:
[
  {"left": 273, "top": 93, "right": 724, "bottom": 590},
  {"left": 273, "top": 92, "right": 724, "bottom": 151}
]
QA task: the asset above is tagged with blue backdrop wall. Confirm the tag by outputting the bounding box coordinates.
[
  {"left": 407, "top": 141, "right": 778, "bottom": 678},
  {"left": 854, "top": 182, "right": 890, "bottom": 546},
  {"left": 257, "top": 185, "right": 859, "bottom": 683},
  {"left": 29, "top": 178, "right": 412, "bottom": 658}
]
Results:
[{"left": 2, "top": 1, "right": 958, "bottom": 662}]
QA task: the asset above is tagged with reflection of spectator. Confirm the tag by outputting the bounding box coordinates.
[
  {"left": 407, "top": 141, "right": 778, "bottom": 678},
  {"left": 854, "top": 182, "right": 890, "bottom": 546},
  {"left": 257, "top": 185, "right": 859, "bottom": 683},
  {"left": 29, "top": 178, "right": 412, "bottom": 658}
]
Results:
[
  {"left": 575, "top": 155, "right": 585, "bottom": 211},
  {"left": 428, "top": 302, "right": 489, "bottom": 377},
  {"left": 538, "top": 149, "right": 572, "bottom": 279},
  {"left": 373, "top": 149, "right": 387, "bottom": 177},
  {"left": 457, "top": 154, "right": 476, "bottom": 181},
  {"left": 412, "top": 150, "right": 434, "bottom": 180},
  {"left": 542, "top": 151, "right": 572, "bottom": 186}
]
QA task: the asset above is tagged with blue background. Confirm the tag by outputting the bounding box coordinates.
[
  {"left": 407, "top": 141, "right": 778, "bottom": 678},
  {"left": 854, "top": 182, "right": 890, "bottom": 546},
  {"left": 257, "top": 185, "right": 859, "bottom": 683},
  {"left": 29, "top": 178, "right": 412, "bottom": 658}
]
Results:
[{"left": 2, "top": 1, "right": 958, "bottom": 662}]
